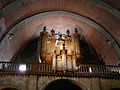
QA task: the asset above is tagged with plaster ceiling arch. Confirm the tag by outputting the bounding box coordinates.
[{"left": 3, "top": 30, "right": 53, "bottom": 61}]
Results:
[
  {"left": 0, "top": 11, "right": 119, "bottom": 65},
  {"left": 0, "top": 0, "right": 120, "bottom": 46}
]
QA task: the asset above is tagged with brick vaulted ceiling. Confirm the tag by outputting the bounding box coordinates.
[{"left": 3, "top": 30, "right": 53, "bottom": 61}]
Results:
[{"left": 0, "top": 0, "right": 120, "bottom": 65}]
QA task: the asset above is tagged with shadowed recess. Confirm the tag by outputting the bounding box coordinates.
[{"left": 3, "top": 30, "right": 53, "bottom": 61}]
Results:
[
  {"left": 110, "top": 88, "right": 120, "bottom": 90},
  {"left": 44, "top": 79, "right": 83, "bottom": 90},
  {"left": 13, "top": 37, "right": 105, "bottom": 65},
  {"left": 1, "top": 88, "right": 18, "bottom": 90}
]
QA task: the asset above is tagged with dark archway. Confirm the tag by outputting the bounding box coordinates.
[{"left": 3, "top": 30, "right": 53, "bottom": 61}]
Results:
[
  {"left": 13, "top": 38, "right": 39, "bottom": 63},
  {"left": 44, "top": 79, "right": 83, "bottom": 90},
  {"left": 1, "top": 87, "right": 18, "bottom": 90},
  {"left": 79, "top": 38, "right": 105, "bottom": 65},
  {"left": 110, "top": 88, "right": 120, "bottom": 90}
]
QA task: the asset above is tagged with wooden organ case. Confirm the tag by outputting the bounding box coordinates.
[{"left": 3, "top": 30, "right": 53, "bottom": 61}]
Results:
[{"left": 37, "top": 26, "right": 81, "bottom": 71}]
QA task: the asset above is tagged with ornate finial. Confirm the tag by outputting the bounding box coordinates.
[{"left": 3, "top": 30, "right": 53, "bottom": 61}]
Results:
[
  {"left": 66, "top": 29, "right": 70, "bottom": 36},
  {"left": 62, "top": 43, "right": 66, "bottom": 49},
  {"left": 43, "top": 26, "right": 47, "bottom": 31},
  {"left": 75, "top": 28, "right": 78, "bottom": 33},
  {"left": 63, "top": 43, "right": 65, "bottom": 46},
  {"left": 51, "top": 29, "right": 55, "bottom": 35}
]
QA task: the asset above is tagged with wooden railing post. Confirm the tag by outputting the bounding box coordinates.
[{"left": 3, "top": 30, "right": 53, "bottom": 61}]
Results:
[{"left": 0, "top": 62, "right": 120, "bottom": 78}]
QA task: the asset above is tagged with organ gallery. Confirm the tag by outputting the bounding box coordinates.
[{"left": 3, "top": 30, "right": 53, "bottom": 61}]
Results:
[{"left": 37, "top": 26, "right": 81, "bottom": 71}]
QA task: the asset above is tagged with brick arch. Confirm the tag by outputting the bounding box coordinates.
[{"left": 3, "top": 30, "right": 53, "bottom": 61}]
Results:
[
  {"left": 1, "top": 0, "right": 120, "bottom": 46},
  {"left": 0, "top": 76, "right": 29, "bottom": 90},
  {"left": 1, "top": 87, "right": 18, "bottom": 90},
  {"left": 0, "top": 84, "right": 20, "bottom": 90},
  {"left": 42, "top": 79, "right": 87, "bottom": 90},
  {"left": 0, "top": 11, "right": 119, "bottom": 65}
]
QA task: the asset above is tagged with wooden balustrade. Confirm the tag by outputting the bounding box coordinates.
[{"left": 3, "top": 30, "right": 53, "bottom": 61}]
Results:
[{"left": 0, "top": 62, "right": 120, "bottom": 78}]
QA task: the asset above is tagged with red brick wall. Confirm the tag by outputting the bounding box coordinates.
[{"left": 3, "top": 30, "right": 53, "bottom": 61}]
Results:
[
  {"left": 0, "top": 15, "right": 119, "bottom": 64},
  {"left": 2, "top": 0, "right": 120, "bottom": 45}
]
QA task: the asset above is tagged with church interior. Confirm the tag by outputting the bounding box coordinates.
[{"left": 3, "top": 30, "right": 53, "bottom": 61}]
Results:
[{"left": 0, "top": 0, "right": 120, "bottom": 90}]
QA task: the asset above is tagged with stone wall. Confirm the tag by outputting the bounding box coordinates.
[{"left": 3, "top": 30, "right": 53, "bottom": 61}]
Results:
[{"left": 0, "top": 75, "right": 120, "bottom": 90}]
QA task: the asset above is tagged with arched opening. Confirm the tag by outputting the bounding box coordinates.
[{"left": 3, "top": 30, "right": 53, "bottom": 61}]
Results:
[
  {"left": 1, "top": 87, "right": 18, "bottom": 90},
  {"left": 110, "top": 88, "right": 120, "bottom": 90},
  {"left": 44, "top": 79, "right": 83, "bottom": 90},
  {"left": 1, "top": 11, "right": 119, "bottom": 65}
]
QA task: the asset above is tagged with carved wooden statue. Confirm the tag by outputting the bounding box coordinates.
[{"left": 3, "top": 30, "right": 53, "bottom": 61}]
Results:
[
  {"left": 56, "top": 34, "right": 64, "bottom": 55},
  {"left": 60, "top": 44, "right": 67, "bottom": 70}
]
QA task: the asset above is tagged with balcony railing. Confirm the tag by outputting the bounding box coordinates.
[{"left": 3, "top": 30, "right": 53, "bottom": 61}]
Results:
[{"left": 0, "top": 62, "right": 120, "bottom": 78}]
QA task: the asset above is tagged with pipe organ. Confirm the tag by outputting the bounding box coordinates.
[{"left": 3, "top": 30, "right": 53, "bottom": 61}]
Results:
[{"left": 37, "top": 26, "right": 81, "bottom": 71}]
